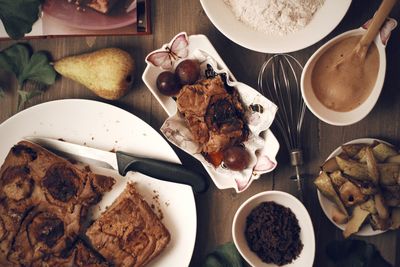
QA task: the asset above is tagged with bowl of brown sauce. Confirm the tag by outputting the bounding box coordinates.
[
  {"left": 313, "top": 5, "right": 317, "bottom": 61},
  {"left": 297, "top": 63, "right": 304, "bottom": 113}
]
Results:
[
  {"left": 301, "top": 27, "right": 387, "bottom": 126},
  {"left": 232, "top": 191, "right": 315, "bottom": 267}
]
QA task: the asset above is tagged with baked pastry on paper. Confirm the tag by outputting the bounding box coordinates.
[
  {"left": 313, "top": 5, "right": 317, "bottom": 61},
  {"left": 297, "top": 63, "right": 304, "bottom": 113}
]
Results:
[
  {"left": 161, "top": 50, "right": 278, "bottom": 192},
  {"left": 86, "top": 183, "right": 170, "bottom": 267},
  {"left": 177, "top": 75, "right": 248, "bottom": 155}
]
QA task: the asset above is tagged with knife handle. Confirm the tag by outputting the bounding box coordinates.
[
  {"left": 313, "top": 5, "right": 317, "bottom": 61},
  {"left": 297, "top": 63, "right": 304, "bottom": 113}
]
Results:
[{"left": 116, "top": 151, "right": 209, "bottom": 193}]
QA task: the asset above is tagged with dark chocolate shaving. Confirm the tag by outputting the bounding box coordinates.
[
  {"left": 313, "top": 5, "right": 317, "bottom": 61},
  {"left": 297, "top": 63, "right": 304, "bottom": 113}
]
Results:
[{"left": 245, "top": 201, "right": 303, "bottom": 266}]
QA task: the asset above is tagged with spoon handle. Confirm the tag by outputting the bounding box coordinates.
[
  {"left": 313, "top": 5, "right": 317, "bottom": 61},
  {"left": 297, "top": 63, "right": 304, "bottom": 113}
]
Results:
[{"left": 359, "top": 0, "right": 398, "bottom": 48}]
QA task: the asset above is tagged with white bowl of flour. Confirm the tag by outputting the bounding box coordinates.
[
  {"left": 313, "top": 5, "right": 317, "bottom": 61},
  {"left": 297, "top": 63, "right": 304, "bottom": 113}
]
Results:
[{"left": 200, "top": 0, "right": 352, "bottom": 53}]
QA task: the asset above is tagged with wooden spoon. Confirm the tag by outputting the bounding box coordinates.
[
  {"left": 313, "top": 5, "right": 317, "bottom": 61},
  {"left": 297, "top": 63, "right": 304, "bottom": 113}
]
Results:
[{"left": 354, "top": 0, "right": 397, "bottom": 60}]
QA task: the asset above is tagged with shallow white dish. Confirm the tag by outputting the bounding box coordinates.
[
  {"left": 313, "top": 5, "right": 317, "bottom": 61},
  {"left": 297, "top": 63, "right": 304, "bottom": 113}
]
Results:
[
  {"left": 301, "top": 28, "right": 387, "bottom": 126},
  {"left": 142, "top": 34, "right": 280, "bottom": 192},
  {"left": 0, "top": 99, "right": 197, "bottom": 267},
  {"left": 232, "top": 191, "right": 315, "bottom": 267},
  {"left": 317, "top": 138, "right": 388, "bottom": 236},
  {"left": 200, "top": 0, "right": 351, "bottom": 53}
]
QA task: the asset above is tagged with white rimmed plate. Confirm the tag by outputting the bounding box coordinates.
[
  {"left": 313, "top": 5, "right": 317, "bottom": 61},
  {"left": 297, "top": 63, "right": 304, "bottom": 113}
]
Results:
[
  {"left": 200, "top": 0, "right": 352, "bottom": 53},
  {"left": 232, "top": 191, "right": 315, "bottom": 267},
  {"left": 0, "top": 99, "right": 196, "bottom": 267},
  {"left": 317, "top": 138, "right": 388, "bottom": 236},
  {"left": 142, "top": 34, "right": 280, "bottom": 192}
]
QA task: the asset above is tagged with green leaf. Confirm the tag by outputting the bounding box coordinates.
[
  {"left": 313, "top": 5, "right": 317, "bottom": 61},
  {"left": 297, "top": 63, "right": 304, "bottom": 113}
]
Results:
[
  {"left": 0, "top": 0, "right": 42, "bottom": 39},
  {"left": 203, "top": 256, "right": 224, "bottom": 267},
  {"left": 0, "top": 43, "right": 30, "bottom": 77},
  {"left": 0, "top": 43, "right": 56, "bottom": 86},
  {"left": 203, "top": 242, "right": 244, "bottom": 267},
  {"left": 17, "top": 87, "right": 42, "bottom": 111},
  {"left": 0, "top": 43, "right": 55, "bottom": 110},
  {"left": 0, "top": 86, "right": 4, "bottom": 98},
  {"left": 19, "top": 52, "right": 56, "bottom": 85},
  {"left": 326, "top": 239, "right": 392, "bottom": 267}
]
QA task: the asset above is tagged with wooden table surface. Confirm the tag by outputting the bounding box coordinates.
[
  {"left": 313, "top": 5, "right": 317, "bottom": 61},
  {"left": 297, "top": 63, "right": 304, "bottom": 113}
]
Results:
[{"left": 1, "top": 0, "right": 400, "bottom": 266}]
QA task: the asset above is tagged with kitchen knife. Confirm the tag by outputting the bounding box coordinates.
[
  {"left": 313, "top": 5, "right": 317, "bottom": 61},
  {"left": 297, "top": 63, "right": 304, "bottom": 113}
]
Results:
[{"left": 25, "top": 137, "right": 208, "bottom": 193}]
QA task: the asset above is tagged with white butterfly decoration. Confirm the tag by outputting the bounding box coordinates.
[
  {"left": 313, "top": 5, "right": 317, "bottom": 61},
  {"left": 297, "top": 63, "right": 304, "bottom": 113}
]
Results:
[
  {"left": 145, "top": 32, "right": 189, "bottom": 70},
  {"left": 362, "top": 17, "right": 397, "bottom": 46}
]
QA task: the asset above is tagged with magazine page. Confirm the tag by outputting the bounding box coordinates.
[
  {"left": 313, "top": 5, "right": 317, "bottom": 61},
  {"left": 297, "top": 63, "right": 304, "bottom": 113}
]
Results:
[{"left": 0, "top": 0, "right": 150, "bottom": 39}]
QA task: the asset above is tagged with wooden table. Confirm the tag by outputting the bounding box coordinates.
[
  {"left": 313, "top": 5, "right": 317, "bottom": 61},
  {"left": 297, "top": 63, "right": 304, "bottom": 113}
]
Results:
[{"left": 1, "top": 0, "right": 400, "bottom": 266}]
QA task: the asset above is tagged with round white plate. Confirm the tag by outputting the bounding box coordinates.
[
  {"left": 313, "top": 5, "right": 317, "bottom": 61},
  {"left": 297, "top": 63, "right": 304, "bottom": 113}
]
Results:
[
  {"left": 317, "top": 138, "right": 387, "bottom": 236},
  {"left": 0, "top": 99, "right": 197, "bottom": 267},
  {"left": 200, "top": 0, "right": 352, "bottom": 53}
]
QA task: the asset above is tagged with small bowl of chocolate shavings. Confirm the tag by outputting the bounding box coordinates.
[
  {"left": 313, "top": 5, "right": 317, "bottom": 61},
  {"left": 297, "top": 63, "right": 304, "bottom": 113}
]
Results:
[{"left": 232, "top": 191, "right": 315, "bottom": 267}]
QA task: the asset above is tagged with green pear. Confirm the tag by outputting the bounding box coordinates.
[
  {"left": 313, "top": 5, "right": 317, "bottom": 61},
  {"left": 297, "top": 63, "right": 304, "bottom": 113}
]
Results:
[{"left": 54, "top": 48, "right": 134, "bottom": 100}]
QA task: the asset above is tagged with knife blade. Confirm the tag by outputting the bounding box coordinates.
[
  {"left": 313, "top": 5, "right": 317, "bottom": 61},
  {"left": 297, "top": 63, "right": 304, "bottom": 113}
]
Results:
[{"left": 25, "top": 137, "right": 208, "bottom": 193}]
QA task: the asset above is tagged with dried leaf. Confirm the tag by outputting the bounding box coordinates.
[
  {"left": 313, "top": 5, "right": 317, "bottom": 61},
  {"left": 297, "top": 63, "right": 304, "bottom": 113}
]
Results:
[{"left": 85, "top": 36, "right": 97, "bottom": 47}]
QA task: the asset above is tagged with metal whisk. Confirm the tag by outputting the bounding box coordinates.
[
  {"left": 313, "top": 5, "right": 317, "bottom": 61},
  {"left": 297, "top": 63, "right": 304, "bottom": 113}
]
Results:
[{"left": 258, "top": 54, "right": 306, "bottom": 200}]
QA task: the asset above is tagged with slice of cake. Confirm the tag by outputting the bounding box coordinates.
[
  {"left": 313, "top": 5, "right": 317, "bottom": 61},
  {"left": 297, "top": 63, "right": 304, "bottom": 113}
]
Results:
[
  {"left": 33, "top": 239, "right": 109, "bottom": 267},
  {"left": 0, "top": 141, "right": 115, "bottom": 265},
  {"left": 86, "top": 183, "right": 170, "bottom": 267},
  {"left": 72, "top": 240, "right": 109, "bottom": 267}
]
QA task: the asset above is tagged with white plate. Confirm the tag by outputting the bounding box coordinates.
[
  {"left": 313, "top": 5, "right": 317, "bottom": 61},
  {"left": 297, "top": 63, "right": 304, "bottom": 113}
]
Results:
[
  {"left": 142, "top": 34, "right": 280, "bottom": 192},
  {"left": 0, "top": 99, "right": 197, "bottom": 267},
  {"left": 232, "top": 191, "right": 315, "bottom": 267},
  {"left": 200, "top": 0, "right": 352, "bottom": 53},
  {"left": 317, "top": 138, "right": 387, "bottom": 236}
]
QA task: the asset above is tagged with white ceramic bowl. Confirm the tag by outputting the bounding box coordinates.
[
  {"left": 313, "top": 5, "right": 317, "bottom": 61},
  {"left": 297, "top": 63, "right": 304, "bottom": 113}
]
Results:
[
  {"left": 317, "top": 138, "right": 388, "bottom": 236},
  {"left": 200, "top": 0, "right": 351, "bottom": 53},
  {"left": 232, "top": 191, "right": 315, "bottom": 267},
  {"left": 301, "top": 28, "right": 387, "bottom": 126}
]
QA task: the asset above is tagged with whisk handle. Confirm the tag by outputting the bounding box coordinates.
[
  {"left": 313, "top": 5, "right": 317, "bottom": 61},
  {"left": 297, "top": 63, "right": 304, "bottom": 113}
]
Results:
[
  {"left": 290, "top": 149, "right": 303, "bottom": 166},
  {"left": 290, "top": 149, "right": 304, "bottom": 202}
]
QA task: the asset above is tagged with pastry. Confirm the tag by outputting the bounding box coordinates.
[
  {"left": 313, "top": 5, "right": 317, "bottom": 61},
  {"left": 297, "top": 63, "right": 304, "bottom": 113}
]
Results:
[
  {"left": 177, "top": 75, "right": 248, "bottom": 154},
  {"left": 33, "top": 239, "right": 109, "bottom": 267},
  {"left": 86, "top": 183, "right": 170, "bottom": 267},
  {"left": 0, "top": 141, "right": 115, "bottom": 265}
]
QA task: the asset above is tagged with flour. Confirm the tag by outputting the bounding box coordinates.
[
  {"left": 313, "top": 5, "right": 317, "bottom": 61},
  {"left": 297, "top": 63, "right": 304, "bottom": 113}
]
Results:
[{"left": 224, "top": 0, "right": 324, "bottom": 35}]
